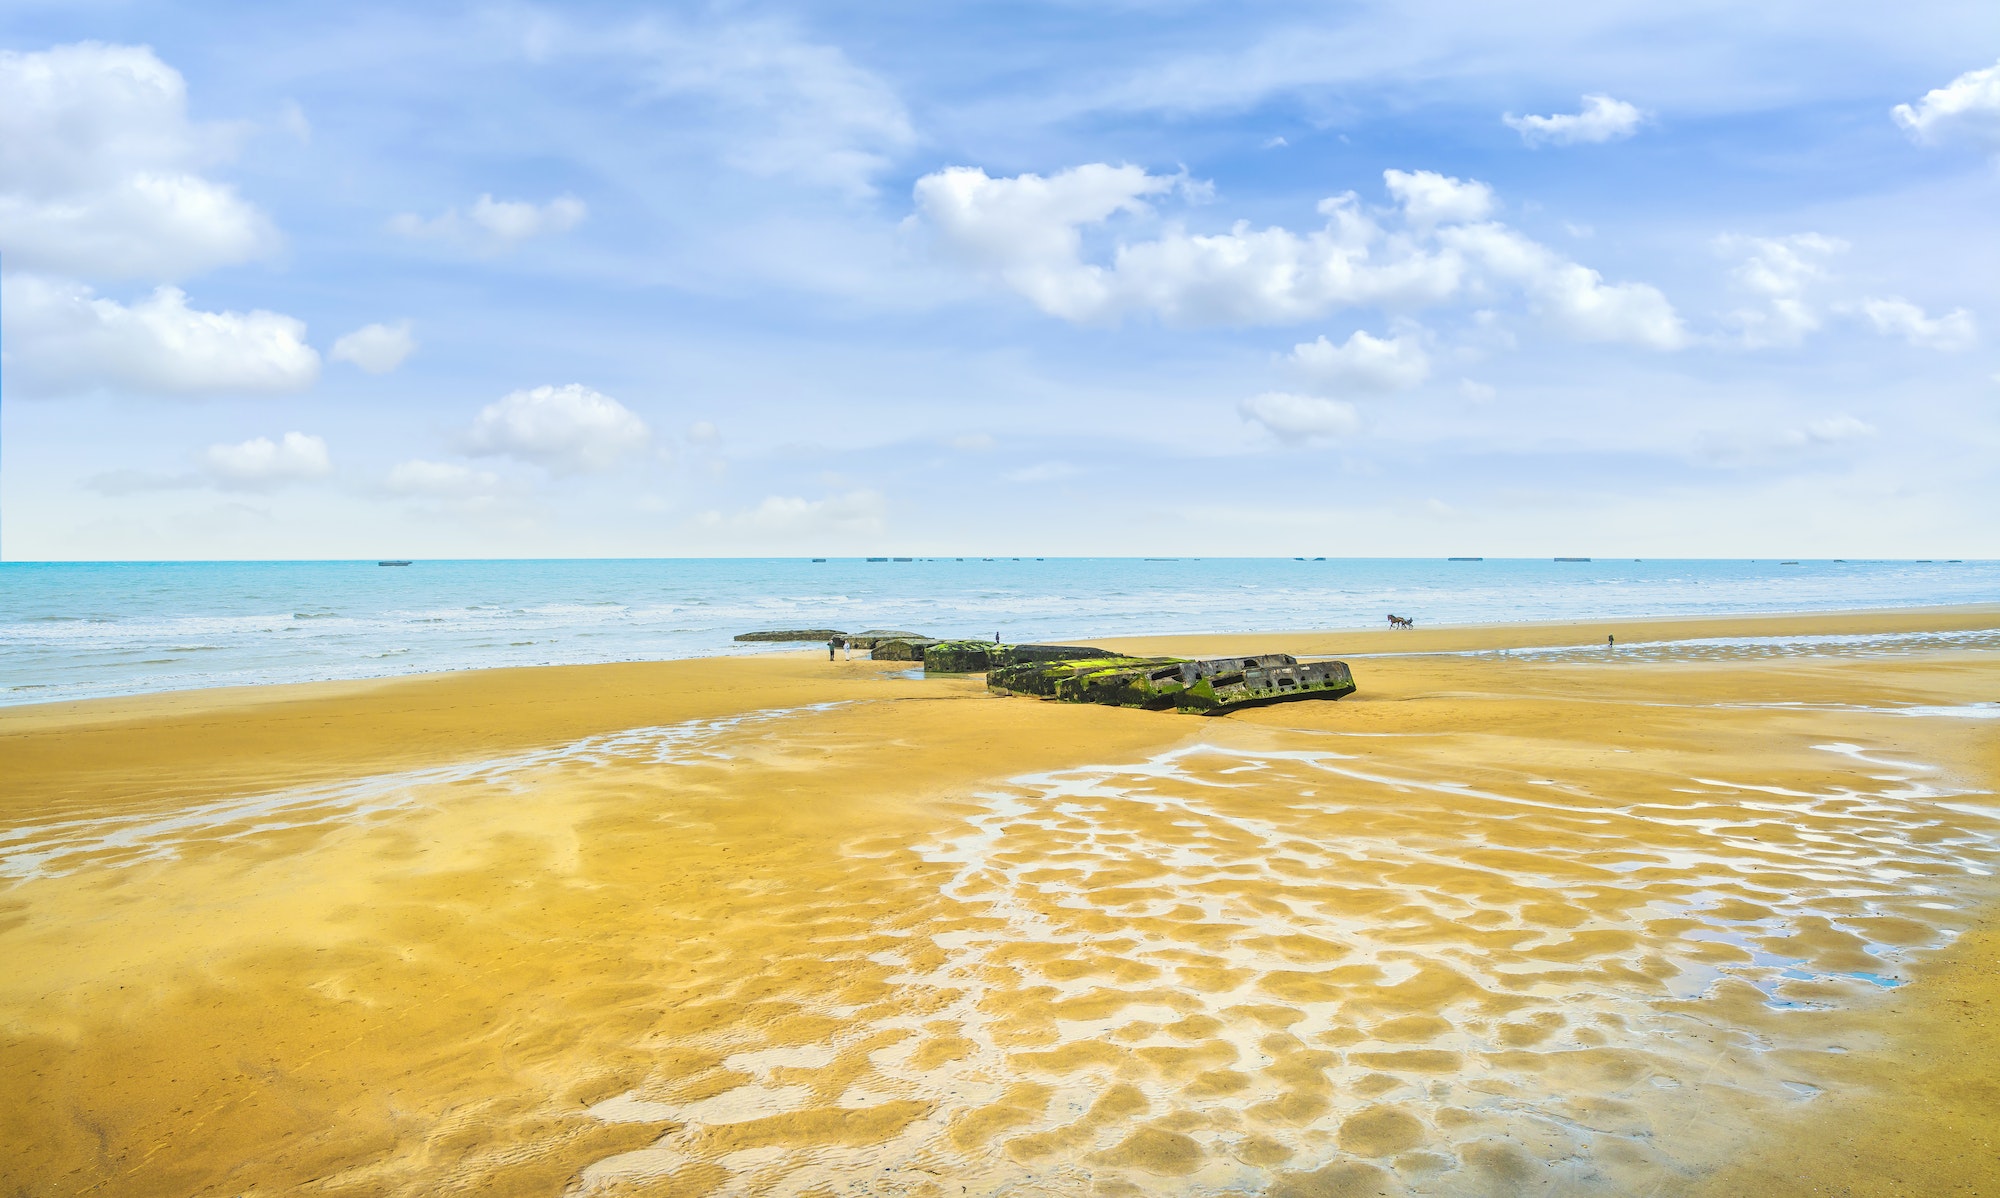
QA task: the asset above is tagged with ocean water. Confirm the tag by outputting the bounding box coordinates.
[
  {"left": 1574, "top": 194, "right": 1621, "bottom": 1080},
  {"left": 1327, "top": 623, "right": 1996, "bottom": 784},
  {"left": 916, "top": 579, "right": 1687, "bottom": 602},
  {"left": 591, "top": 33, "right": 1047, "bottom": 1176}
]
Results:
[{"left": 1, "top": 557, "right": 1994, "bottom": 705}]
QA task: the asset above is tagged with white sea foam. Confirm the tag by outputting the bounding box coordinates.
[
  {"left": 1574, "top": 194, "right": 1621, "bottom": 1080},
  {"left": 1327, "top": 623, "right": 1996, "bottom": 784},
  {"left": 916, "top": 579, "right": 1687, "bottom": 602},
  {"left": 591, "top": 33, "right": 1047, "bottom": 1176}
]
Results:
[{"left": 3, "top": 558, "right": 1995, "bottom": 704}]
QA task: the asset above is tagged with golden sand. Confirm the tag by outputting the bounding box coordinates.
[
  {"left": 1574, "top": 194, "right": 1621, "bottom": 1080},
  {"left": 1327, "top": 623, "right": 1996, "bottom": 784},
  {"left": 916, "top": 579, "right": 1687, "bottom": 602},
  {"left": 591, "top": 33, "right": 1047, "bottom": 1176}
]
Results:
[{"left": 2, "top": 610, "right": 1997, "bottom": 1195}]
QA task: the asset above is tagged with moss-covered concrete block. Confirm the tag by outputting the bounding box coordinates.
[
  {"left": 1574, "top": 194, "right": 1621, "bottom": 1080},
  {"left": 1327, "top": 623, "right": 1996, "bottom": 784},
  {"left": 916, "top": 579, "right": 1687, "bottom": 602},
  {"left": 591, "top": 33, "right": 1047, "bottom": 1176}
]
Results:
[
  {"left": 988, "top": 652, "right": 1354, "bottom": 714},
  {"left": 871, "top": 638, "right": 941, "bottom": 661},
  {"left": 993, "top": 643, "right": 1114, "bottom": 667},
  {"left": 842, "top": 630, "right": 929, "bottom": 649},
  {"left": 924, "top": 641, "right": 996, "bottom": 672}
]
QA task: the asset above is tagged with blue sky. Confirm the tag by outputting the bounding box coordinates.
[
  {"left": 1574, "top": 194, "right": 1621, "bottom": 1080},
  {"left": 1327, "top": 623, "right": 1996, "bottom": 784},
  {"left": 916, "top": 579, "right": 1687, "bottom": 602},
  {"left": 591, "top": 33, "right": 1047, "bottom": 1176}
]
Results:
[{"left": 3, "top": 0, "right": 1998, "bottom": 559}]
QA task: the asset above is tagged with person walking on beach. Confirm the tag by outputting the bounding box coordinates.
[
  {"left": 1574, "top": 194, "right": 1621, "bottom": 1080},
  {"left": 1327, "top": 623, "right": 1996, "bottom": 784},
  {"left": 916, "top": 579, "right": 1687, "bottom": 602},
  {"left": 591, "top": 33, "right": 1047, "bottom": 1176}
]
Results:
[{"left": 1608, "top": 634, "right": 1615, "bottom": 649}]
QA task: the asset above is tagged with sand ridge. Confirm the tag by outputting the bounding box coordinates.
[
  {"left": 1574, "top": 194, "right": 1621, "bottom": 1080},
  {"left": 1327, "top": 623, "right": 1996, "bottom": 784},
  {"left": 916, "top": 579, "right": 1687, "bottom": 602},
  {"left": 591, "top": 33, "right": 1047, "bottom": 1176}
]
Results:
[{"left": 1, "top": 611, "right": 1996, "bottom": 1195}]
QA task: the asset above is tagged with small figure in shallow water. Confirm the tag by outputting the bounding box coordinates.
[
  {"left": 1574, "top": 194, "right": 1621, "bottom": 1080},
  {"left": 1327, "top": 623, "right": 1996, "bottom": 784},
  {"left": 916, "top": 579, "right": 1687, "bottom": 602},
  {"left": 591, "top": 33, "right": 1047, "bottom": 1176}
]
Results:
[{"left": 1608, "top": 634, "right": 1615, "bottom": 648}]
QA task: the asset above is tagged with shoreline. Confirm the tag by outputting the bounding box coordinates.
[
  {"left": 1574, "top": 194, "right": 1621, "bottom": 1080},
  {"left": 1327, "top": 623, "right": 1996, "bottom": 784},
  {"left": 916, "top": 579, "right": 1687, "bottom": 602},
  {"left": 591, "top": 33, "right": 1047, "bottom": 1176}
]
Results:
[
  {"left": 5, "top": 600, "right": 1997, "bottom": 724},
  {"left": 1092, "top": 600, "right": 2000, "bottom": 659},
  {"left": 3, "top": 602, "right": 1996, "bottom": 1194}
]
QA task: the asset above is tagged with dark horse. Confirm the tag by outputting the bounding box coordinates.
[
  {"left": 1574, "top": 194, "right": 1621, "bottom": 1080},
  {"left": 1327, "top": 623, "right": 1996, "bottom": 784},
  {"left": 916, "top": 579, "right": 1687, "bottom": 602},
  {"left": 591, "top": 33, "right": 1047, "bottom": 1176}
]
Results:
[{"left": 1386, "top": 614, "right": 1414, "bottom": 629}]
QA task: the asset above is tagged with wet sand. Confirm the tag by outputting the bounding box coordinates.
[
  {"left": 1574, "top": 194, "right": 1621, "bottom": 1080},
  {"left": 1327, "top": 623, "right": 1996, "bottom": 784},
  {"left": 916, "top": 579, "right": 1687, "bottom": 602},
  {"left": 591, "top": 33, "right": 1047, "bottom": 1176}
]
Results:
[{"left": 2, "top": 609, "right": 1996, "bottom": 1195}]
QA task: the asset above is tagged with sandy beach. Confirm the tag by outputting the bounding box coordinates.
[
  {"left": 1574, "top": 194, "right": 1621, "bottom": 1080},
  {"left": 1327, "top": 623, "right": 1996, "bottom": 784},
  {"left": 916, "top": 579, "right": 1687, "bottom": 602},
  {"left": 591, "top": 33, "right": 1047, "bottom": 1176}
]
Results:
[{"left": 3, "top": 607, "right": 1996, "bottom": 1196}]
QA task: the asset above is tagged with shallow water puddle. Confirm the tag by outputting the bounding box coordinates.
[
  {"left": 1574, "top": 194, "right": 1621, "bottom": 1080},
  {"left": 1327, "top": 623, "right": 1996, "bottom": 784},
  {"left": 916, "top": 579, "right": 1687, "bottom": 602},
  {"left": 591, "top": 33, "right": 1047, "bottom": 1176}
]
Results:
[
  {"left": 573, "top": 728, "right": 2000, "bottom": 1196},
  {"left": 1463, "top": 628, "right": 2000, "bottom": 666},
  {"left": 0, "top": 703, "right": 848, "bottom": 879}
]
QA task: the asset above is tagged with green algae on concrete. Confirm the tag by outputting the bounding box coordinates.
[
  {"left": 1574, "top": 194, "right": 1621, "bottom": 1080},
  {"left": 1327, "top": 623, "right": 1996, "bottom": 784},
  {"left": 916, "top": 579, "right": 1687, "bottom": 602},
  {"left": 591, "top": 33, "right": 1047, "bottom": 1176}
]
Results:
[
  {"left": 921, "top": 641, "right": 1116, "bottom": 673},
  {"left": 842, "top": 630, "right": 930, "bottom": 650},
  {"left": 988, "top": 651, "right": 1355, "bottom": 715},
  {"left": 923, "top": 640, "right": 999, "bottom": 672},
  {"left": 870, "top": 637, "right": 942, "bottom": 661}
]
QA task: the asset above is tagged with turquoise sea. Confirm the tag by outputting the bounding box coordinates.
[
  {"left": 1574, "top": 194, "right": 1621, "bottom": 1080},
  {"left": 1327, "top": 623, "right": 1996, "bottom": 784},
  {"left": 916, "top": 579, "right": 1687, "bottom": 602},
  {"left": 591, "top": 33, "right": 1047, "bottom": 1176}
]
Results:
[{"left": 2, "top": 558, "right": 1995, "bottom": 705}]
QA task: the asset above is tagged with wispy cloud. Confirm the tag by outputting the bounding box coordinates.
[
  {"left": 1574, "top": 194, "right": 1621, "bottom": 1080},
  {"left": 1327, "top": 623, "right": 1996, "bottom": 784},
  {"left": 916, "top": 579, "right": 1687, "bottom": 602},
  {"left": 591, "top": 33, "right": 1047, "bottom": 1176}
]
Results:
[
  {"left": 390, "top": 194, "right": 586, "bottom": 252},
  {"left": 1504, "top": 95, "right": 1645, "bottom": 146}
]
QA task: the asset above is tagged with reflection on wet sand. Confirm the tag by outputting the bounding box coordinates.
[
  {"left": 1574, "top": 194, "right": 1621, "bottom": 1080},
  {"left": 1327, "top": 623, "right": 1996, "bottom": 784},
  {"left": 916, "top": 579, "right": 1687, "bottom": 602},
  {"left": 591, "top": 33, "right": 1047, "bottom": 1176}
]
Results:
[
  {"left": 580, "top": 728, "right": 1997, "bottom": 1195},
  {"left": 1, "top": 627, "right": 1995, "bottom": 1196}
]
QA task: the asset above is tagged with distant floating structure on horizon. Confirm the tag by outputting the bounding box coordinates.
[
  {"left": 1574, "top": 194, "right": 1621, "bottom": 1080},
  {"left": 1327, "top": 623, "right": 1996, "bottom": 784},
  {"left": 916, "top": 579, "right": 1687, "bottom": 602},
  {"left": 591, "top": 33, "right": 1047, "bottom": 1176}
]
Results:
[
  {"left": 1448, "top": 556, "right": 1482, "bottom": 561},
  {"left": 811, "top": 558, "right": 827, "bottom": 562},
  {"left": 377, "top": 560, "right": 412, "bottom": 567},
  {"left": 1554, "top": 557, "right": 1590, "bottom": 563}
]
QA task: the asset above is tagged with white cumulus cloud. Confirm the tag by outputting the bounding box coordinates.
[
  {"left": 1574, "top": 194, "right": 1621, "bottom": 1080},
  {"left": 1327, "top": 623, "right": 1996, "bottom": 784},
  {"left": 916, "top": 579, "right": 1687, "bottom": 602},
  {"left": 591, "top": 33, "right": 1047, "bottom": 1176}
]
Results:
[
  {"left": 390, "top": 194, "right": 586, "bottom": 251},
  {"left": 202, "top": 432, "right": 332, "bottom": 489},
  {"left": 0, "top": 42, "right": 278, "bottom": 279},
  {"left": 1504, "top": 95, "right": 1645, "bottom": 146},
  {"left": 1, "top": 274, "right": 320, "bottom": 397},
  {"left": 467, "top": 383, "right": 651, "bottom": 473},
  {"left": 1861, "top": 297, "right": 1977, "bottom": 350},
  {"left": 912, "top": 163, "right": 1183, "bottom": 321},
  {"left": 1720, "top": 233, "right": 1847, "bottom": 348},
  {"left": 1382, "top": 169, "right": 1492, "bottom": 227},
  {"left": 1892, "top": 58, "right": 2000, "bottom": 145},
  {"left": 913, "top": 165, "right": 1682, "bottom": 347},
  {"left": 1440, "top": 224, "right": 1687, "bottom": 349},
  {"left": 1286, "top": 330, "right": 1430, "bottom": 394},
  {"left": 1240, "top": 392, "right": 1360, "bottom": 442},
  {"left": 329, "top": 321, "right": 417, "bottom": 374}
]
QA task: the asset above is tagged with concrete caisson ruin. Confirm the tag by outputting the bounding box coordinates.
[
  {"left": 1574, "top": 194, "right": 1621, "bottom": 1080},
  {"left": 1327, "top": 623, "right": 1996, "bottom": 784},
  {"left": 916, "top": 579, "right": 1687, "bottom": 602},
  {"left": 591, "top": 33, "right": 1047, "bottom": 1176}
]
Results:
[
  {"left": 732, "top": 628, "right": 1358, "bottom": 714},
  {"left": 733, "top": 629, "right": 849, "bottom": 643},
  {"left": 841, "top": 630, "right": 930, "bottom": 650},
  {"left": 868, "top": 637, "right": 942, "bottom": 661},
  {"left": 920, "top": 641, "right": 1115, "bottom": 673},
  {"left": 977, "top": 647, "right": 1356, "bottom": 715}
]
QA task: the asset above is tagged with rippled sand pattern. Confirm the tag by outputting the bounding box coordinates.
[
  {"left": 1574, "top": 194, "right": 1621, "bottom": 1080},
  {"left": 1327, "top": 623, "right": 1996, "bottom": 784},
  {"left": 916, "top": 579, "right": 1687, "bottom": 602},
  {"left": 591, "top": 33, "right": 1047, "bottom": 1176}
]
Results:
[
  {"left": 578, "top": 726, "right": 1999, "bottom": 1196},
  {"left": 0, "top": 705, "right": 841, "bottom": 879}
]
